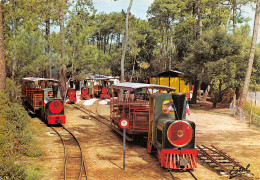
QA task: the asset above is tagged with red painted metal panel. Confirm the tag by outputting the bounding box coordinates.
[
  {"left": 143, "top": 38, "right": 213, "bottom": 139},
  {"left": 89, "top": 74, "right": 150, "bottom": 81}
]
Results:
[
  {"left": 80, "top": 94, "right": 91, "bottom": 100},
  {"left": 100, "top": 94, "right": 110, "bottom": 99},
  {"left": 48, "top": 115, "right": 66, "bottom": 124},
  {"left": 160, "top": 149, "right": 197, "bottom": 169}
]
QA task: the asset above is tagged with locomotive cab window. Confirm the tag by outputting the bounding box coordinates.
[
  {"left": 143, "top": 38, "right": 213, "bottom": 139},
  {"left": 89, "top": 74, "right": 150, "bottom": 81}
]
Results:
[{"left": 162, "top": 100, "right": 173, "bottom": 113}]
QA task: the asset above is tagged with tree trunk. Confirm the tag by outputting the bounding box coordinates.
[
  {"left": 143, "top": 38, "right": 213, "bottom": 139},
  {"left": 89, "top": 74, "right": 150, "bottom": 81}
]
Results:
[
  {"left": 198, "top": 0, "right": 202, "bottom": 41},
  {"left": 169, "top": 26, "right": 173, "bottom": 70},
  {"left": 239, "top": 0, "right": 260, "bottom": 109},
  {"left": 11, "top": 16, "right": 17, "bottom": 81},
  {"left": 0, "top": 2, "right": 6, "bottom": 90},
  {"left": 191, "top": 80, "right": 199, "bottom": 104},
  {"left": 192, "top": 2, "right": 196, "bottom": 40},
  {"left": 202, "top": 81, "right": 212, "bottom": 101},
  {"left": 106, "top": 33, "right": 110, "bottom": 53},
  {"left": 198, "top": 81, "right": 202, "bottom": 100},
  {"left": 197, "top": 0, "right": 203, "bottom": 100},
  {"left": 158, "top": 27, "right": 164, "bottom": 72},
  {"left": 163, "top": 27, "right": 169, "bottom": 71},
  {"left": 232, "top": 0, "right": 237, "bottom": 32},
  {"left": 130, "top": 56, "right": 136, "bottom": 83},
  {"left": 225, "top": 7, "right": 232, "bottom": 31},
  {"left": 98, "top": 31, "right": 101, "bottom": 50},
  {"left": 117, "top": 33, "right": 120, "bottom": 48},
  {"left": 59, "top": 2, "right": 67, "bottom": 100},
  {"left": 218, "top": 79, "right": 222, "bottom": 104},
  {"left": 120, "top": 0, "right": 133, "bottom": 83},
  {"left": 45, "top": 18, "right": 51, "bottom": 78},
  {"left": 198, "top": 67, "right": 205, "bottom": 100},
  {"left": 11, "top": 56, "right": 17, "bottom": 81},
  {"left": 103, "top": 33, "right": 106, "bottom": 54},
  {"left": 109, "top": 33, "right": 113, "bottom": 54},
  {"left": 235, "top": 87, "right": 241, "bottom": 100},
  {"left": 213, "top": 101, "right": 217, "bottom": 108}
]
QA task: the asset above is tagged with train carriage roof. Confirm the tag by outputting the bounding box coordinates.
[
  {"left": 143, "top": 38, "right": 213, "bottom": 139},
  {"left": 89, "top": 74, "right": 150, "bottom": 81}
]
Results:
[
  {"left": 22, "top": 77, "right": 60, "bottom": 83},
  {"left": 112, "top": 82, "right": 176, "bottom": 91}
]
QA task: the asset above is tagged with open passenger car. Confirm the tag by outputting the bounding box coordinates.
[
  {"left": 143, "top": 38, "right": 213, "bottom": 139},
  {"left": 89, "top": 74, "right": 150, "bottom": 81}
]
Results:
[{"left": 110, "top": 83, "right": 175, "bottom": 140}]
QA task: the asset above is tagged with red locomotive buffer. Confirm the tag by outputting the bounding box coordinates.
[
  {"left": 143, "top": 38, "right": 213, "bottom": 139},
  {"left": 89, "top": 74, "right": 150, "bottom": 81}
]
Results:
[{"left": 66, "top": 88, "right": 77, "bottom": 104}]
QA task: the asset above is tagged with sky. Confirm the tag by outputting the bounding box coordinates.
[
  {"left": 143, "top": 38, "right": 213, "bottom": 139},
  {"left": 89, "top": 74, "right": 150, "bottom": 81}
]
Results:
[
  {"left": 93, "top": 0, "right": 154, "bottom": 20},
  {"left": 93, "top": 0, "right": 258, "bottom": 41}
]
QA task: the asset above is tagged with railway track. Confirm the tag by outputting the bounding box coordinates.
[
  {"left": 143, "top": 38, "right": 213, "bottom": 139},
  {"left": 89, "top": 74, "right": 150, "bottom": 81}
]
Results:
[
  {"left": 169, "top": 170, "right": 198, "bottom": 180},
  {"left": 197, "top": 145, "right": 252, "bottom": 179},
  {"left": 168, "top": 169, "right": 197, "bottom": 180},
  {"left": 73, "top": 104, "right": 135, "bottom": 141},
  {"left": 73, "top": 104, "right": 111, "bottom": 127},
  {"left": 74, "top": 103, "right": 199, "bottom": 179},
  {"left": 51, "top": 125, "right": 87, "bottom": 180}
]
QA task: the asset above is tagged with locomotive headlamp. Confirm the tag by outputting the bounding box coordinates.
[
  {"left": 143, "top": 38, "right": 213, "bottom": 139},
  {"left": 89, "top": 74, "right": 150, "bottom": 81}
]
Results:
[
  {"left": 49, "top": 100, "right": 63, "bottom": 114},
  {"left": 167, "top": 121, "right": 193, "bottom": 147},
  {"left": 102, "top": 87, "right": 108, "bottom": 94},
  {"left": 82, "top": 88, "right": 89, "bottom": 94},
  {"left": 68, "top": 89, "right": 76, "bottom": 97}
]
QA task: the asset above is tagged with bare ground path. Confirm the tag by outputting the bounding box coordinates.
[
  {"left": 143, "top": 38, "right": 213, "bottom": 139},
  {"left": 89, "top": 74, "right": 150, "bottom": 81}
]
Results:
[{"left": 29, "top": 102, "right": 260, "bottom": 180}]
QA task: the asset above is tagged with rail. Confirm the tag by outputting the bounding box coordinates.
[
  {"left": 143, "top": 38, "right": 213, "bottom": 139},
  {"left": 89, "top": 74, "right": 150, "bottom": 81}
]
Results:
[
  {"left": 168, "top": 169, "right": 197, "bottom": 180},
  {"left": 197, "top": 145, "right": 252, "bottom": 179},
  {"left": 73, "top": 104, "right": 134, "bottom": 141},
  {"left": 51, "top": 125, "right": 87, "bottom": 180}
]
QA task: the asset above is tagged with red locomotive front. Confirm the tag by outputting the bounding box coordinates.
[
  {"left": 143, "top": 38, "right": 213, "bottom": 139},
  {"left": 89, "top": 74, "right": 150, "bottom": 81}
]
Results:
[
  {"left": 44, "top": 99, "right": 66, "bottom": 124},
  {"left": 147, "top": 93, "right": 197, "bottom": 170},
  {"left": 66, "top": 88, "right": 77, "bottom": 104},
  {"left": 42, "top": 84, "right": 66, "bottom": 125}
]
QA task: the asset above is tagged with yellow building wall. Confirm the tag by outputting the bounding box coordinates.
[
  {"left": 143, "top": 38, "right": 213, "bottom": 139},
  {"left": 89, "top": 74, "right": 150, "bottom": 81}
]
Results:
[
  {"left": 150, "top": 77, "right": 190, "bottom": 93},
  {"left": 150, "top": 77, "right": 157, "bottom": 84}
]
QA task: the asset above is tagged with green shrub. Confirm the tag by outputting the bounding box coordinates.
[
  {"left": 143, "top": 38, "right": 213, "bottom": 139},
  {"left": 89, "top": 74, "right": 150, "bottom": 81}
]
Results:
[
  {"left": 0, "top": 82, "right": 43, "bottom": 179},
  {"left": 0, "top": 158, "right": 27, "bottom": 180},
  {"left": 244, "top": 100, "right": 260, "bottom": 115},
  {"left": 5, "top": 78, "right": 21, "bottom": 102},
  {"left": 0, "top": 158, "right": 41, "bottom": 180},
  {"left": 244, "top": 100, "right": 260, "bottom": 124},
  {"left": 249, "top": 84, "right": 260, "bottom": 92}
]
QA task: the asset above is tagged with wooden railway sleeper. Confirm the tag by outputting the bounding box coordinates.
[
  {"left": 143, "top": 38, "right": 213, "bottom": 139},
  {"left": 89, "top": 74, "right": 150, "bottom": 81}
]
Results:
[
  {"left": 198, "top": 145, "right": 253, "bottom": 179},
  {"left": 197, "top": 145, "right": 230, "bottom": 173},
  {"left": 211, "top": 145, "right": 250, "bottom": 173}
]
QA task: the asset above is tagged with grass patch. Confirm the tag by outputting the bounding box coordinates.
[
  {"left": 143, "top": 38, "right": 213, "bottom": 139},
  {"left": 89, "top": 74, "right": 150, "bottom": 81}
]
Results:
[{"left": 244, "top": 100, "right": 260, "bottom": 124}]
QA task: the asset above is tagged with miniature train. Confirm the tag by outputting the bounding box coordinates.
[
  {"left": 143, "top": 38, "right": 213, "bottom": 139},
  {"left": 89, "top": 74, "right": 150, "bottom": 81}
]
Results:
[
  {"left": 21, "top": 77, "right": 66, "bottom": 125},
  {"left": 110, "top": 83, "right": 197, "bottom": 170},
  {"left": 66, "top": 87, "right": 77, "bottom": 104},
  {"left": 80, "top": 77, "right": 115, "bottom": 100}
]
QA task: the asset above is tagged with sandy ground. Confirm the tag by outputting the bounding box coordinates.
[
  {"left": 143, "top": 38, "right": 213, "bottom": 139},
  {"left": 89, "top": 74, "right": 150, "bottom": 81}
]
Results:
[{"left": 27, "top": 100, "right": 260, "bottom": 180}]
